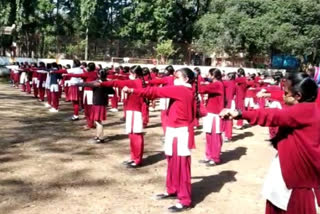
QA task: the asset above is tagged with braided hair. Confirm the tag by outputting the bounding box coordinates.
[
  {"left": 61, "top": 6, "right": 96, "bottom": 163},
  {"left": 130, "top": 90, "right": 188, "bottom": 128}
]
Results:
[{"left": 177, "top": 67, "right": 200, "bottom": 119}]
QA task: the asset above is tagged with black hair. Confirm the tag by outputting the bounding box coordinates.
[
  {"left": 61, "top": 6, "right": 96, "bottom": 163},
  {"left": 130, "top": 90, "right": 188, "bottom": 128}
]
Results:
[
  {"left": 208, "top": 68, "right": 222, "bottom": 81},
  {"left": 237, "top": 68, "right": 245, "bottom": 77},
  {"left": 286, "top": 72, "right": 318, "bottom": 102},
  {"left": 58, "top": 64, "right": 62, "bottom": 69},
  {"left": 132, "top": 65, "right": 149, "bottom": 104},
  {"left": 66, "top": 64, "right": 71, "bottom": 69},
  {"left": 165, "top": 65, "right": 175, "bottom": 76},
  {"left": 272, "top": 71, "right": 284, "bottom": 85},
  {"left": 51, "top": 62, "right": 58, "bottom": 68},
  {"left": 228, "top": 72, "right": 236, "bottom": 80},
  {"left": 98, "top": 64, "right": 102, "bottom": 70},
  {"left": 47, "top": 63, "right": 52, "bottom": 69},
  {"left": 123, "top": 66, "right": 130, "bottom": 73},
  {"left": 151, "top": 67, "right": 159, "bottom": 74},
  {"left": 73, "top": 59, "right": 81, "bottom": 67},
  {"left": 99, "top": 69, "right": 107, "bottom": 81},
  {"left": 177, "top": 67, "right": 200, "bottom": 119},
  {"left": 81, "top": 62, "right": 87, "bottom": 67},
  {"left": 39, "top": 62, "right": 45, "bottom": 67},
  {"left": 87, "top": 62, "right": 96, "bottom": 72},
  {"left": 142, "top": 67, "right": 152, "bottom": 80},
  {"left": 194, "top": 67, "right": 201, "bottom": 75}
]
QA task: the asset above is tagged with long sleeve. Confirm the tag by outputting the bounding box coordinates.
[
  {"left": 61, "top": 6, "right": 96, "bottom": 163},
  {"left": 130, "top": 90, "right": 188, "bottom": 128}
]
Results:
[
  {"left": 198, "top": 82, "right": 223, "bottom": 95},
  {"left": 65, "top": 73, "right": 87, "bottom": 79},
  {"left": 101, "top": 81, "right": 116, "bottom": 88},
  {"left": 148, "top": 78, "right": 168, "bottom": 85},
  {"left": 235, "top": 77, "right": 247, "bottom": 84},
  {"left": 52, "top": 69, "right": 67, "bottom": 74},
  {"left": 242, "top": 104, "right": 312, "bottom": 128},
  {"left": 270, "top": 90, "right": 284, "bottom": 102},
  {"left": 133, "top": 86, "right": 185, "bottom": 100}
]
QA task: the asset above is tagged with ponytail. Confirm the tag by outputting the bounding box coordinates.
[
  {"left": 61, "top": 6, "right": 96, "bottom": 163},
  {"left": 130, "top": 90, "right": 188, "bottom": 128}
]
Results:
[{"left": 195, "top": 74, "right": 201, "bottom": 119}]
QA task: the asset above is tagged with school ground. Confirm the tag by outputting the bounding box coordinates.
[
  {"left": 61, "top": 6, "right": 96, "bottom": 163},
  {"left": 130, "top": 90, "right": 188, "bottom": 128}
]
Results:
[{"left": 0, "top": 82, "right": 276, "bottom": 214}]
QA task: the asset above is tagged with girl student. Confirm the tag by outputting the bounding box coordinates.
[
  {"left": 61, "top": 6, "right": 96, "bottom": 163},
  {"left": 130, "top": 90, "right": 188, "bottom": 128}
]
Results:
[
  {"left": 234, "top": 68, "right": 247, "bottom": 129},
  {"left": 48, "top": 63, "right": 63, "bottom": 113},
  {"left": 94, "top": 66, "right": 146, "bottom": 168},
  {"left": 66, "top": 59, "right": 84, "bottom": 121},
  {"left": 220, "top": 72, "right": 320, "bottom": 214},
  {"left": 35, "top": 62, "right": 47, "bottom": 102},
  {"left": 198, "top": 68, "right": 225, "bottom": 166},
  {"left": 147, "top": 65, "right": 175, "bottom": 136},
  {"left": 30, "top": 63, "right": 39, "bottom": 98},
  {"left": 76, "top": 69, "right": 113, "bottom": 143},
  {"left": 123, "top": 67, "right": 198, "bottom": 212},
  {"left": 222, "top": 72, "right": 236, "bottom": 142},
  {"left": 63, "top": 62, "right": 98, "bottom": 130},
  {"left": 256, "top": 72, "right": 285, "bottom": 140},
  {"left": 142, "top": 67, "right": 152, "bottom": 128}
]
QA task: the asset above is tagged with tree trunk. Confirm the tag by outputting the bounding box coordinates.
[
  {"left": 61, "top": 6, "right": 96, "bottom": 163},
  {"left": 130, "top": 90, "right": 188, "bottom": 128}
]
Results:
[{"left": 85, "top": 26, "right": 89, "bottom": 60}]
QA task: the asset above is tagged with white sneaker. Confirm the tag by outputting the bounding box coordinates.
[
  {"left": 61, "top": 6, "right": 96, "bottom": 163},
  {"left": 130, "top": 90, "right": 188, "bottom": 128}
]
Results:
[
  {"left": 109, "top": 108, "right": 118, "bottom": 112},
  {"left": 44, "top": 103, "right": 51, "bottom": 108},
  {"left": 149, "top": 107, "right": 155, "bottom": 112},
  {"left": 70, "top": 115, "right": 79, "bottom": 121},
  {"left": 49, "top": 108, "right": 59, "bottom": 113}
]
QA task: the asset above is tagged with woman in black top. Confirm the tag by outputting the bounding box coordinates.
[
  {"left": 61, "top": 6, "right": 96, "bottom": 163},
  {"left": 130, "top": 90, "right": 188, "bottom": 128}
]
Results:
[{"left": 77, "top": 69, "right": 114, "bottom": 143}]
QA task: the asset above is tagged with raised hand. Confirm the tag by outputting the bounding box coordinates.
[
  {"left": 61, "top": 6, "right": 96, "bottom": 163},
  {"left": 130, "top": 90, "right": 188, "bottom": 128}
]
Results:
[
  {"left": 122, "top": 86, "right": 133, "bottom": 93},
  {"left": 219, "top": 108, "right": 240, "bottom": 120}
]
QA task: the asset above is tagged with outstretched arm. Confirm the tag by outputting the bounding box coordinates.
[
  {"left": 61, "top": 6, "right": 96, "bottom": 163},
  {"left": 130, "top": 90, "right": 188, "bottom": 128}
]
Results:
[
  {"left": 220, "top": 105, "right": 308, "bottom": 128},
  {"left": 124, "top": 86, "right": 183, "bottom": 100}
]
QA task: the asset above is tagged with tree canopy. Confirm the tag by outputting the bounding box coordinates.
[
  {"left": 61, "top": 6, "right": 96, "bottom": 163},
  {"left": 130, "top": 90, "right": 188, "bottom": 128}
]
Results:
[{"left": 1, "top": 0, "right": 320, "bottom": 64}]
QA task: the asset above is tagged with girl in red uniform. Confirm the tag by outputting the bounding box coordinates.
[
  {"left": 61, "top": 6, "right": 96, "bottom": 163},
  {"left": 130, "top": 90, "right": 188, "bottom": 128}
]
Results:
[
  {"left": 123, "top": 67, "right": 198, "bottom": 212},
  {"left": 142, "top": 67, "right": 152, "bottom": 128},
  {"left": 148, "top": 65, "right": 175, "bottom": 135},
  {"left": 64, "top": 63, "right": 98, "bottom": 129},
  {"left": 96, "top": 66, "right": 146, "bottom": 168},
  {"left": 199, "top": 68, "right": 225, "bottom": 166},
  {"left": 223, "top": 72, "right": 236, "bottom": 142},
  {"left": 30, "top": 63, "right": 39, "bottom": 98},
  {"left": 67, "top": 59, "right": 84, "bottom": 121},
  {"left": 235, "top": 68, "right": 247, "bottom": 129},
  {"left": 220, "top": 72, "right": 320, "bottom": 214},
  {"left": 36, "top": 62, "right": 47, "bottom": 102}
]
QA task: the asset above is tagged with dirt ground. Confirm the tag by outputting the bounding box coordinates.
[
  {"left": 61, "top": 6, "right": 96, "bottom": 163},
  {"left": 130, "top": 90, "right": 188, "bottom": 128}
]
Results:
[{"left": 0, "top": 82, "right": 276, "bottom": 214}]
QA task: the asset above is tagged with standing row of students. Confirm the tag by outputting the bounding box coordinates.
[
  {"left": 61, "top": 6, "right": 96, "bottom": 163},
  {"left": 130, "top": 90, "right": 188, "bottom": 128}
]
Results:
[{"left": 7, "top": 61, "right": 320, "bottom": 213}]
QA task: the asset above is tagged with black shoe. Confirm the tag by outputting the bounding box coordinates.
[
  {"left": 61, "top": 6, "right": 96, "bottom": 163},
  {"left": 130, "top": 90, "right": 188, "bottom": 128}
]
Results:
[
  {"left": 198, "top": 160, "right": 210, "bottom": 164},
  {"left": 155, "top": 193, "right": 177, "bottom": 200},
  {"left": 168, "top": 204, "right": 191, "bottom": 213},
  {"left": 122, "top": 160, "right": 134, "bottom": 165}
]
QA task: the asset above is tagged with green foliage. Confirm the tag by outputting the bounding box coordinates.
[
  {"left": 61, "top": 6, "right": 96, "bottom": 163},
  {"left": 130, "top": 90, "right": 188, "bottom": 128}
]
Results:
[
  {"left": 2, "top": 0, "right": 320, "bottom": 64},
  {"left": 195, "top": 0, "right": 320, "bottom": 63},
  {"left": 156, "top": 39, "right": 176, "bottom": 61}
]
